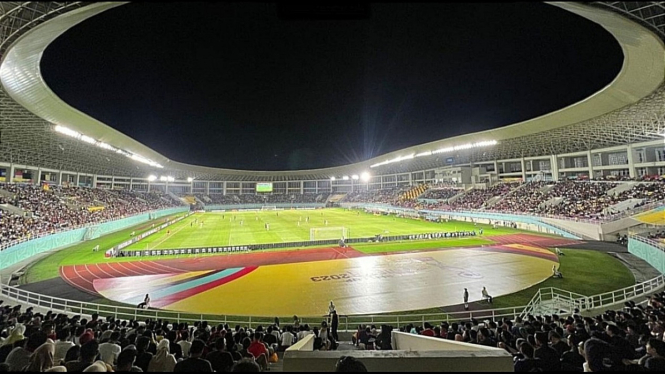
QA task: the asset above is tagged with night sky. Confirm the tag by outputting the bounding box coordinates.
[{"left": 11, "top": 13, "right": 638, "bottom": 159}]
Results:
[{"left": 41, "top": 2, "right": 623, "bottom": 171}]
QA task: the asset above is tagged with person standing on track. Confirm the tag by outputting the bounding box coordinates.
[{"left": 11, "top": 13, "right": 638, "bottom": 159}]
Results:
[{"left": 464, "top": 288, "right": 469, "bottom": 310}]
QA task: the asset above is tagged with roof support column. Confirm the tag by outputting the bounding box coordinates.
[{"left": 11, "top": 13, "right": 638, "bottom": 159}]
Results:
[
  {"left": 8, "top": 164, "right": 14, "bottom": 183},
  {"left": 206, "top": 181, "right": 210, "bottom": 196},
  {"left": 36, "top": 168, "right": 42, "bottom": 185},
  {"left": 93, "top": 174, "right": 98, "bottom": 188},
  {"left": 550, "top": 155, "right": 559, "bottom": 182},
  {"left": 587, "top": 151, "right": 593, "bottom": 179},
  {"left": 300, "top": 181, "right": 304, "bottom": 195},
  {"left": 223, "top": 181, "right": 226, "bottom": 196},
  {"left": 520, "top": 158, "right": 526, "bottom": 182},
  {"left": 129, "top": 178, "right": 133, "bottom": 191},
  {"left": 57, "top": 171, "right": 63, "bottom": 186},
  {"left": 76, "top": 173, "right": 80, "bottom": 187},
  {"left": 626, "top": 144, "right": 636, "bottom": 178}
]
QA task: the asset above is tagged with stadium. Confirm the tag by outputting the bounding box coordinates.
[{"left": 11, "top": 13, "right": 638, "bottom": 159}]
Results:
[{"left": 0, "top": 1, "right": 663, "bottom": 372}]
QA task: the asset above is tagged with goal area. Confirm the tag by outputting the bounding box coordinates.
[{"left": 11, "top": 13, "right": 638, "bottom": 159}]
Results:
[
  {"left": 310, "top": 227, "right": 349, "bottom": 241},
  {"left": 261, "top": 206, "right": 277, "bottom": 211}
]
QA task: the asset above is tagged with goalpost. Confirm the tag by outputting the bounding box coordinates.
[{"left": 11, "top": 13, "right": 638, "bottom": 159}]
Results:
[
  {"left": 310, "top": 227, "right": 349, "bottom": 241},
  {"left": 261, "top": 206, "right": 277, "bottom": 211}
]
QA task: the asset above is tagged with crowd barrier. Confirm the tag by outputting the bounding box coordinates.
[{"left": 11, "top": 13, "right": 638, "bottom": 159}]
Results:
[
  {"left": 118, "top": 230, "right": 480, "bottom": 258},
  {"left": 204, "top": 203, "right": 325, "bottom": 211}
]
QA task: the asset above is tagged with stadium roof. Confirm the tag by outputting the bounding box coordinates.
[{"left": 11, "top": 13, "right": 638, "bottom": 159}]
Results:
[{"left": 0, "top": 2, "right": 665, "bottom": 181}]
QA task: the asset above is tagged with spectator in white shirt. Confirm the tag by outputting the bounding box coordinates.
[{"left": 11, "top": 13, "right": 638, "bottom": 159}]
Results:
[
  {"left": 178, "top": 330, "right": 192, "bottom": 359},
  {"left": 53, "top": 328, "right": 75, "bottom": 365},
  {"left": 98, "top": 331, "right": 121, "bottom": 365},
  {"left": 280, "top": 326, "right": 296, "bottom": 351}
]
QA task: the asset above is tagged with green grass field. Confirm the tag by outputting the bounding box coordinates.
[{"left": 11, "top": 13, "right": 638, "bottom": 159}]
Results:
[
  {"left": 21, "top": 208, "right": 635, "bottom": 320},
  {"left": 24, "top": 209, "right": 506, "bottom": 283},
  {"left": 126, "top": 209, "right": 515, "bottom": 250}
]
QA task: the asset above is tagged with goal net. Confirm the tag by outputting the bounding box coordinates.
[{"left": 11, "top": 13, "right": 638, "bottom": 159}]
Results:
[
  {"left": 310, "top": 227, "right": 349, "bottom": 241},
  {"left": 261, "top": 206, "right": 277, "bottom": 211}
]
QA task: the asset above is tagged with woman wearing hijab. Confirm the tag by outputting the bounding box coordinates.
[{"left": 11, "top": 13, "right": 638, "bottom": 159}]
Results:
[
  {"left": 2, "top": 324, "right": 25, "bottom": 347},
  {"left": 22, "top": 342, "right": 66, "bottom": 372},
  {"left": 147, "top": 338, "right": 176, "bottom": 372},
  {"left": 0, "top": 324, "right": 25, "bottom": 363}
]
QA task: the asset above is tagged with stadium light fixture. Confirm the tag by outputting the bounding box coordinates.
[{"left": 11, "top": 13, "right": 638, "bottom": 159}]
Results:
[
  {"left": 167, "top": 176, "right": 175, "bottom": 182},
  {"left": 148, "top": 175, "right": 157, "bottom": 182},
  {"left": 330, "top": 176, "right": 336, "bottom": 181},
  {"left": 53, "top": 125, "right": 164, "bottom": 169},
  {"left": 361, "top": 172, "right": 370, "bottom": 182},
  {"left": 187, "top": 177, "right": 194, "bottom": 182},
  {"left": 370, "top": 140, "right": 498, "bottom": 168},
  {"left": 352, "top": 174, "right": 359, "bottom": 180},
  {"left": 342, "top": 176, "right": 349, "bottom": 180},
  {"left": 159, "top": 176, "right": 167, "bottom": 182}
]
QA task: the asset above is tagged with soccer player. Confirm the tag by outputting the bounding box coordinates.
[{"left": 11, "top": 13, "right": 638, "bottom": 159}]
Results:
[
  {"left": 463, "top": 288, "right": 469, "bottom": 310},
  {"left": 93, "top": 245, "right": 100, "bottom": 252},
  {"left": 266, "top": 223, "right": 270, "bottom": 231}
]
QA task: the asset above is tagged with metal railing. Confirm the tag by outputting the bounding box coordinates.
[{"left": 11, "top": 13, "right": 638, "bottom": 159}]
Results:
[
  {"left": 631, "top": 235, "right": 665, "bottom": 251},
  {"left": 2, "top": 274, "right": 663, "bottom": 330}
]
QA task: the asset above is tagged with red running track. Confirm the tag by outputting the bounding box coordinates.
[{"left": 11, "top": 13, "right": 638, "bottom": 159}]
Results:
[
  {"left": 60, "top": 246, "right": 365, "bottom": 295},
  {"left": 60, "top": 235, "right": 574, "bottom": 297}
]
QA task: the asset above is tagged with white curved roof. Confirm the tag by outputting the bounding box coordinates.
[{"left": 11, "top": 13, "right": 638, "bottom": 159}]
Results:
[{"left": 0, "top": 2, "right": 664, "bottom": 180}]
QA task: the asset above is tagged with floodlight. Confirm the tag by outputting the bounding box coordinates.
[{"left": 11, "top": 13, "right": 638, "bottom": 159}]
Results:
[
  {"left": 361, "top": 172, "right": 370, "bottom": 182},
  {"left": 330, "top": 176, "right": 336, "bottom": 181},
  {"left": 187, "top": 177, "right": 194, "bottom": 182},
  {"left": 159, "top": 176, "right": 167, "bottom": 182},
  {"left": 167, "top": 176, "right": 175, "bottom": 182},
  {"left": 148, "top": 175, "right": 157, "bottom": 182},
  {"left": 352, "top": 174, "right": 359, "bottom": 180},
  {"left": 342, "top": 176, "right": 349, "bottom": 180}
]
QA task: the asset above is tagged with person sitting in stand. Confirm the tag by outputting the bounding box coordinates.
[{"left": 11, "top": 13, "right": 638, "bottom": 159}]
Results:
[
  {"left": 137, "top": 294, "right": 151, "bottom": 309},
  {"left": 481, "top": 287, "right": 493, "bottom": 303}
]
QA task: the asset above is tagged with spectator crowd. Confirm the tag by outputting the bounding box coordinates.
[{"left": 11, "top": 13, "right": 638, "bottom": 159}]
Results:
[
  {"left": 0, "top": 184, "right": 183, "bottom": 246},
  {"left": 1, "top": 289, "right": 664, "bottom": 372}
]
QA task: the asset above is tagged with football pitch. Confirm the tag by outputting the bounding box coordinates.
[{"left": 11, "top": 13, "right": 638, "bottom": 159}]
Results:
[{"left": 126, "top": 208, "right": 516, "bottom": 250}]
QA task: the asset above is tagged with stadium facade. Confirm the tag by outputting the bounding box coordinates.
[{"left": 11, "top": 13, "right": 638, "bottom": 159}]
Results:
[{"left": 0, "top": 2, "right": 664, "bottom": 195}]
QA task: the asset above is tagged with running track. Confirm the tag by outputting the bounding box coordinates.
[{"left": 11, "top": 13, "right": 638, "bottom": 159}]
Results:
[
  {"left": 60, "top": 246, "right": 364, "bottom": 295},
  {"left": 60, "top": 233, "right": 579, "bottom": 296}
]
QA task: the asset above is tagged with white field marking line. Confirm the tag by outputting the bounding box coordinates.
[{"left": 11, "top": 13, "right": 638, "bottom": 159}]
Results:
[
  {"left": 100, "top": 262, "right": 131, "bottom": 277},
  {"left": 118, "top": 260, "right": 153, "bottom": 276},
  {"left": 83, "top": 265, "right": 102, "bottom": 281},
  {"left": 70, "top": 265, "right": 93, "bottom": 286},
  {"left": 147, "top": 219, "right": 192, "bottom": 250},
  {"left": 112, "top": 261, "right": 143, "bottom": 276},
  {"left": 138, "top": 260, "right": 175, "bottom": 274},
  {"left": 92, "top": 263, "right": 115, "bottom": 278},
  {"left": 144, "top": 260, "right": 185, "bottom": 273}
]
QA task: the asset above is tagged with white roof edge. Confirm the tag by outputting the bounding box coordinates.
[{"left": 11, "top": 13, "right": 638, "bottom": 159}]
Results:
[{"left": 1, "top": 2, "right": 664, "bottom": 177}]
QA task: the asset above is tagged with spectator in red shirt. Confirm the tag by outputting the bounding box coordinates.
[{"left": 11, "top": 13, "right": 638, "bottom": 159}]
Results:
[
  {"left": 421, "top": 322, "right": 436, "bottom": 337},
  {"left": 247, "top": 332, "right": 269, "bottom": 371}
]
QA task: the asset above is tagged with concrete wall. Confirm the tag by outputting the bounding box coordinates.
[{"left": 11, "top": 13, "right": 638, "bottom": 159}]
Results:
[
  {"left": 282, "top": 332, "right": 513, "bottom": 372},
  {"left": 540, "top": 217, "right": 601, "bottom": 240}
]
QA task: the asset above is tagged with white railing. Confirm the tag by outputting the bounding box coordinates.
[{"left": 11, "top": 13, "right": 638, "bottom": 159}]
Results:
[
  {"left": 631, "top": 235, "right": 665, "bottom": 251},
  {"left": 2, "top": 275, "right": 663, "bottom": 331}
]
